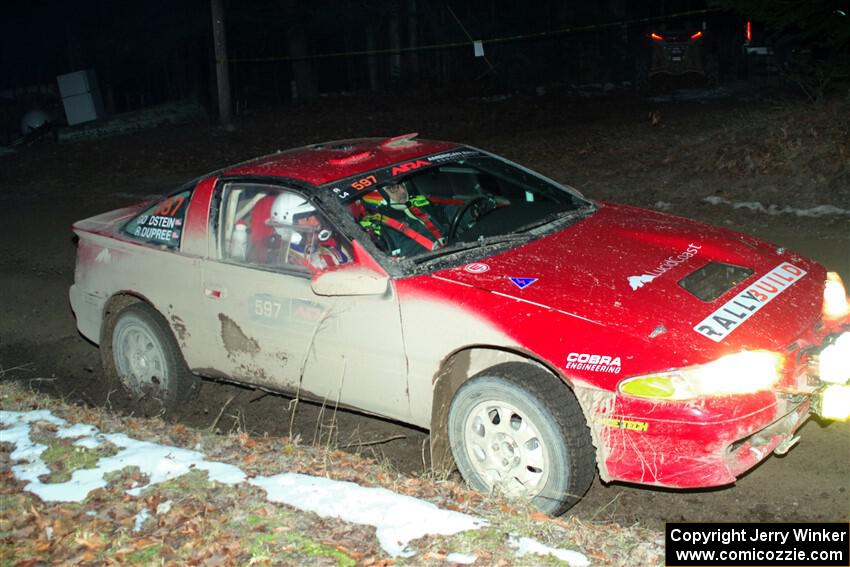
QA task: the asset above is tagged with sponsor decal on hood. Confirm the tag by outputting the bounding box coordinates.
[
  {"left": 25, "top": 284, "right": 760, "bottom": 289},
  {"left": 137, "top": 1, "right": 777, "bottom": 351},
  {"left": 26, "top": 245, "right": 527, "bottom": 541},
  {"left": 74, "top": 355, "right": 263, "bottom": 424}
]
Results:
[
  {"left": 628, "top": 243, "right": 702, "bottom": 290},
  {"left": 693, "top": 262, "right": 807, "bottom": 342},
  {"left": 508, "top": 277, "right": 538, "bottom": 290},
  {"left": 464, "top": 262, "right": 490, "bottom": 274}
]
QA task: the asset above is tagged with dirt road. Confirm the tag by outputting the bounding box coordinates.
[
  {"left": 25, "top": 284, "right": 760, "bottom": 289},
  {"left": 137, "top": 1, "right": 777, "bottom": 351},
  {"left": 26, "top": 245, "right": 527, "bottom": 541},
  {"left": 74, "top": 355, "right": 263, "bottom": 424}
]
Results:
[{"left": 1, "top": 88, "right": 847, "bottom": 529}]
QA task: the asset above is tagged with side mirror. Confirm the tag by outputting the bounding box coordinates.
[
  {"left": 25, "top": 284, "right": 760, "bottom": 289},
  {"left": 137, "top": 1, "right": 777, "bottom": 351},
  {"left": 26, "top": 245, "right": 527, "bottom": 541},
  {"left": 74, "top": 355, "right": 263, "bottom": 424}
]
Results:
[{"left": 310, "top": 266, "right": 390, "bottom": 296}]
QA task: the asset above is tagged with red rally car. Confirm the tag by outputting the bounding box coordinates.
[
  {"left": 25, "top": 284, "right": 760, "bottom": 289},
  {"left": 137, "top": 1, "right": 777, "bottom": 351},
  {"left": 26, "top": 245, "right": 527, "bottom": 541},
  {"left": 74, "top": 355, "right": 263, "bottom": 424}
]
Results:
[{"left": 70, "top": 134, "right": 850, "bottom": 515}]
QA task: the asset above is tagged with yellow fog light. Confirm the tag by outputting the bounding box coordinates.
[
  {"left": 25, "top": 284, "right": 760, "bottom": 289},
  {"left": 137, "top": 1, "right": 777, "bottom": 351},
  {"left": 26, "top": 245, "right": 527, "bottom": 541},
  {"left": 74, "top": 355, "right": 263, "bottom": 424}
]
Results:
[
  {"left": 823, "top": 272, "right": 850, "bottom": 320},
  {"left": 819, "top": 332, "right": 850, "bottom": 384},
  {"left": 820, "top": 384, "right": 850, "bottom": 421},
  {"left": 619, "top": 375, "right": 681, "bottom": 399},
  {"left": 618, "top": 351, "right": 781, "bottom": 400}
]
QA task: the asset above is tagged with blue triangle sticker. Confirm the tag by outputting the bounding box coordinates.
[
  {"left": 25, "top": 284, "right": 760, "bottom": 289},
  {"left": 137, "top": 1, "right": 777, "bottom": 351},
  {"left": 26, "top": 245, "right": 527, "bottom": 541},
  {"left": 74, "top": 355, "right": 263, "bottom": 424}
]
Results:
[{"left": 509, "top": 277, "right": 538, "bottom": 290}]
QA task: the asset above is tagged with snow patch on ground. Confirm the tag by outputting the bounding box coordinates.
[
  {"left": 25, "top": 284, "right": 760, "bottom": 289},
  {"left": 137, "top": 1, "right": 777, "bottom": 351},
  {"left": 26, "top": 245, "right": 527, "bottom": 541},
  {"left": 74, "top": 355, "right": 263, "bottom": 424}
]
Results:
[
  {"left": 0, "top": 410, "right": 246, "bottom": 502},
  {"left": 132, "top": 509, "right": 150, "bottom": 532},
  {"left": 510, "top": 535, "right": 591, "bottom": 566},
  {"left": 56, "top": 423, "right": 98, "bottom": 439},
  {"left": 0, "top": 410, "right": 589, "bottom": 563},
  {"left": 156, "top": 499, "right": 172, "bottom": 515},
  {"left": 704, "top": 196, "right": 850, "bottom": 217},
  {"left": 446, "top": 552, "right": 479, "bottom": 564},
  {"left": 1, "top": 410, "right": 67, "bottom": 488},
  {"left": 74, "top": 437, "right": 103, "bottom": 449},
  {"left": 251, "top": 473, "right": 485, "bottom": 557}
]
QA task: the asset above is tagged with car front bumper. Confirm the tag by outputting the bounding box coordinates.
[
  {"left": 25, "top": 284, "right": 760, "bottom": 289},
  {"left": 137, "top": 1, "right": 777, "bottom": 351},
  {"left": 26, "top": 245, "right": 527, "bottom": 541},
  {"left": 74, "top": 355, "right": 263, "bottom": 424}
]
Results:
[
  {"left": 578, "top": 328, "right": 850, "bottom": 489},
  {"left": 583, "top": 389, "right": 812, "bottom": 489},
  {"left": 584, "top": 383, "right": 849, "bottom": 489}
]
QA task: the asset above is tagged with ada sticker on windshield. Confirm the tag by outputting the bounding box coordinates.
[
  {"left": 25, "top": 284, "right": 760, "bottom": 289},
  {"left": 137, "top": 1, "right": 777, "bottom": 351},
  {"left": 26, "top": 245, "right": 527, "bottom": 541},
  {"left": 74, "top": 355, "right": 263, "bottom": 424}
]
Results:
[{"left": 693, "top": 262, "right": 807, "bottom": 342}]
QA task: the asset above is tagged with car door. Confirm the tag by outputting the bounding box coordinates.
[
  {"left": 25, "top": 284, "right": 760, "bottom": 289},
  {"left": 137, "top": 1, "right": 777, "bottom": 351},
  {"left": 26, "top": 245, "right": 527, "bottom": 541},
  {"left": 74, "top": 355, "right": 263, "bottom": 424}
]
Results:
[{"left": 199, "top": 180, "right": 411, "bottom": 421}]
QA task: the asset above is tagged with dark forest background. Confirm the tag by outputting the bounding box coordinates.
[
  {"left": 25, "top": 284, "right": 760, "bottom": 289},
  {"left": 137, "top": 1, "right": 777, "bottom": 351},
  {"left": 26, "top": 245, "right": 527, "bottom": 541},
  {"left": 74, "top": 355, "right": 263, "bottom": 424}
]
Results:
[{"left": 2, "top": 0, "right": 848, "bottom": 120}]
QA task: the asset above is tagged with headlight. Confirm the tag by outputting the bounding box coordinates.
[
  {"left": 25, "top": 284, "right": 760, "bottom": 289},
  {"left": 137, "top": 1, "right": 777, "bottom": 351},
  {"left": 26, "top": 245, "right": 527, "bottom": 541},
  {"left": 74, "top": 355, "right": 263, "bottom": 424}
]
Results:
[
  {"left": 619, "top": 351, "right": 783, "bottom": 400},
  {"left": 823, "top": 272, "right": 850, "bottom": 320},
  {"left": 819, "top": 332, "right": 850, "bottom": 384},
  {"left": 819, "top": 384, "right": 850, "bottom": 421}
]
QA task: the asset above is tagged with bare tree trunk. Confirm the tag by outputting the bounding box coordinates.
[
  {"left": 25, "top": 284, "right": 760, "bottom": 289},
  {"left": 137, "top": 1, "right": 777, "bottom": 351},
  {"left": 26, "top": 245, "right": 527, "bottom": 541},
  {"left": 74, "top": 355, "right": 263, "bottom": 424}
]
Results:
[{"left": 211, "top": 0, "right": 233, "bottom": 128}]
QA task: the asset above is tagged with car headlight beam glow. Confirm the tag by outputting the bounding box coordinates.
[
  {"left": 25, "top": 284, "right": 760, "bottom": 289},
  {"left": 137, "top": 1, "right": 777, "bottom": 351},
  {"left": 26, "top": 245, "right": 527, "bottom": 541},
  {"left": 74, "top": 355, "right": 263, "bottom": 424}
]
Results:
[
  {"left": 619, "top": 351, "right": 783, "bottom": 400},
  {"left": 820, "top": 384, "right": 850, "bottom": 421},
  {"left": 819, "top": 332, "right": 850, "bottom": 384},
  {"left": 823, "top": 272, "right": 850, "bottom": 320}
]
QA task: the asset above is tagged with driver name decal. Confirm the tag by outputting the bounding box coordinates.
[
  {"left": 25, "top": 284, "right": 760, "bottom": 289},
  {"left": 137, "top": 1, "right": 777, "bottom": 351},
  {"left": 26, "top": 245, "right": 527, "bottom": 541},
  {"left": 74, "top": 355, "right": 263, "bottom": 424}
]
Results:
[
  {"left": 133, "top": 215, "right": 182, "bottom": 242},
  {"left": 693, "top": 262, "right": 807, "bottom": 342}
]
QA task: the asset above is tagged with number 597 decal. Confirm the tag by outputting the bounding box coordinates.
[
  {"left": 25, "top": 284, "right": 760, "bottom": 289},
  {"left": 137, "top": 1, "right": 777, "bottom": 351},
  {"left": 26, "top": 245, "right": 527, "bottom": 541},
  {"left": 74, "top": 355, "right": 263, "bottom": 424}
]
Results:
[
  {"left": 351, "top": 175, "right": 377, "bottom": 191},
  {"left": 254, "top": 297, "right": 282, "bottom": 320}
]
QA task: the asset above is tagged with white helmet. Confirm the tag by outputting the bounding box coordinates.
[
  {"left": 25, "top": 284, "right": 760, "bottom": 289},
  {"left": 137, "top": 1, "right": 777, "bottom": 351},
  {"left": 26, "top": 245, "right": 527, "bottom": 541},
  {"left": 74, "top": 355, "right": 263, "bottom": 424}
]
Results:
[{"left": 267, "top": 193, "right": 315, "bottom": 235}]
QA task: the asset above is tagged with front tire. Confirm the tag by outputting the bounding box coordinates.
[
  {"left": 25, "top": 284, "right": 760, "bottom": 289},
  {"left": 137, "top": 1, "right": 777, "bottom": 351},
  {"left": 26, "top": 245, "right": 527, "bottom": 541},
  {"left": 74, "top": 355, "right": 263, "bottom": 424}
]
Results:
[
  {"left": 448, "top": 362, "right": 595, "bottom": 515},
  {"left": 104, "top": 302, "right": 198, "bottom": 412}
]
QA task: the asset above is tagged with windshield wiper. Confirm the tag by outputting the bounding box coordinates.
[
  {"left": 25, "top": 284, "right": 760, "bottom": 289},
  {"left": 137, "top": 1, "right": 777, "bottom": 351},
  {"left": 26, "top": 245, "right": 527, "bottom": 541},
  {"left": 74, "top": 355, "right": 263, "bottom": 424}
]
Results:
[{"left": 412, "top": 233, "right": 533, "bottom": 265}]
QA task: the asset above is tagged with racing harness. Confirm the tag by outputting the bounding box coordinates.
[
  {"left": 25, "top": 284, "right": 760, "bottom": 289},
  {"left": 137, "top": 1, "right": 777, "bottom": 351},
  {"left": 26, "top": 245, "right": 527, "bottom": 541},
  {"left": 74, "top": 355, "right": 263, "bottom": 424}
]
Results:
[{"left": 360, "top": 195, "right": 445, "bottom": 252}]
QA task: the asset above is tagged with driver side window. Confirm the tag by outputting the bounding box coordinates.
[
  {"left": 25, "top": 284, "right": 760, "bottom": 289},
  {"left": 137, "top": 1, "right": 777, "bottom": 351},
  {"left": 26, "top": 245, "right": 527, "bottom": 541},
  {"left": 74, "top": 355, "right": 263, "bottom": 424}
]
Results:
[{"left": 218, "top": 183, "right": 352, "bottom": 273}]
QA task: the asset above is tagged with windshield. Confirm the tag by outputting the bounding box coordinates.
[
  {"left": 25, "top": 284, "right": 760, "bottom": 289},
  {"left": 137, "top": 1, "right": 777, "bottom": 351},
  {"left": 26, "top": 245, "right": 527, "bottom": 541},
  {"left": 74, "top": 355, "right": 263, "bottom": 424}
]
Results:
[{"left": 336, "top": 151, "right": 593, "bottom": 261}]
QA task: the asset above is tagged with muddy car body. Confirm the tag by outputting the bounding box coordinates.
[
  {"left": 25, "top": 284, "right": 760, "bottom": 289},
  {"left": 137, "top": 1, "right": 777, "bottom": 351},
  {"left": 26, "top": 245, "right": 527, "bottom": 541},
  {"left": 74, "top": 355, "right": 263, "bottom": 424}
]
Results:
[{"left": 70, "top": 135, "right": 850, "bottom": 514}]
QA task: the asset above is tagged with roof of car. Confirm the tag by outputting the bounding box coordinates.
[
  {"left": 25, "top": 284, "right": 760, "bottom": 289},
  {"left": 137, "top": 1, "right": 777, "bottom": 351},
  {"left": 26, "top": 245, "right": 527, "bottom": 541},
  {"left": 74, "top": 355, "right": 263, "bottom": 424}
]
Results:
[{"left": 221, "top": 135, "right": 460, "bottom": 186}]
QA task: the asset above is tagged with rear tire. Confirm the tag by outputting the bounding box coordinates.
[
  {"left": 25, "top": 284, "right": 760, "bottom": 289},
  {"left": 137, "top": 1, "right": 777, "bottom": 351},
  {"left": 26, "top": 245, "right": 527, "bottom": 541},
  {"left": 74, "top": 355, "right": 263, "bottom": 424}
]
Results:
[
  {"left": 447, "top": 362, "right": 595, "bottom": 516},
  {"left": 102, "top": 302, "right": 198, "bottom": 412}
]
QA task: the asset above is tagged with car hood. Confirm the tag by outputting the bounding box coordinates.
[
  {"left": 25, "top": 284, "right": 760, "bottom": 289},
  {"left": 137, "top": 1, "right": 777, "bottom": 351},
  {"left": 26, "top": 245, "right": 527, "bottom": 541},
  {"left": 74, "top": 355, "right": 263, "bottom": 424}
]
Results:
[{"left": 432, "top": 203, "right": 825, "bottom": 355}]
